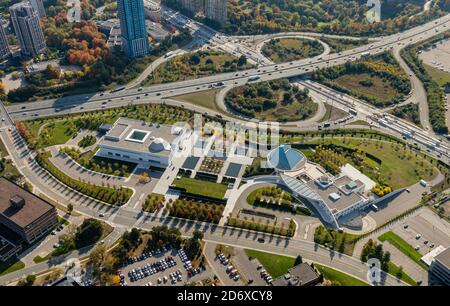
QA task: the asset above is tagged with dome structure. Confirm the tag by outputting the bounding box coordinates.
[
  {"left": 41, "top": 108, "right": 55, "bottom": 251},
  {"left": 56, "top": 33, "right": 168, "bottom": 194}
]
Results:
[
  {"left": 149, "top": 138, "right": 171, "bottom": 153},
  {"left": 267, "top": 145, "right": 306, "bottom": 172}
]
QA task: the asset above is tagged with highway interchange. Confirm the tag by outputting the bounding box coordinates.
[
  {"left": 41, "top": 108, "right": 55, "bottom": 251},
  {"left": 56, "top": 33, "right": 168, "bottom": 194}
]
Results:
[{"left": 0, "top": 11, "right": 450, "bottom": 286}]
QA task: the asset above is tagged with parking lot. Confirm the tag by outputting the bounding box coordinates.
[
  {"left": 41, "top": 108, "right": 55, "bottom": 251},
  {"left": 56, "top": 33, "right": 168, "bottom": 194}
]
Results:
[
  {"left": 392, "top": 208, "right": 450, "bottom": 255},
  {"left": 119, "top": 245, "right": 213, "bottom": 286}
]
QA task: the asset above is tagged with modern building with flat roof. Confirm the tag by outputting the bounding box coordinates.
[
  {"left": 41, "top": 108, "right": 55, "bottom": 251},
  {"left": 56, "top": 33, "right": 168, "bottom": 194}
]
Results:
[
  {"left": 97, "top": 117, "right": 188, "bottom": 169},
  {"left": 267, "top": 145, "right": 376, "bottom": 228},
  {"left": 0, "top": 177, "right": 58, "bottom": 261},
  {"left": 428, "top": 246, "right": 450, "bottom": 285},
  {"left": 271, "top": 263, "right": 321, "bottom": 286}
]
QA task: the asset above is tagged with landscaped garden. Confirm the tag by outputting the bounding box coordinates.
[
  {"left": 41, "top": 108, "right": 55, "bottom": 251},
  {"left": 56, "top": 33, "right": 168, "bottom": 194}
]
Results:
[
  {"left": 165, "top": 198, "right": 224, "bottom": 224},
  {"left": 199, "top": 157, "right": 225, "bottom": 174},
  {"left": 59, "top": 147, "right": 137, "bottom": 177},
  {"left": 17, "top": 103, "right": 193, "bottom": 149},
  {"left": 142, "top": 193, "right": 166, "bottom": 213},
  {"left": 227, "top": 213, "right": 296, "bottom": 237},
  {"left": 225, "top": 79, "right": 317, "bottom": 121},
  {"left": 301, "top": 138, "right": 438, "bottom": 190},
  {"left": 143, "top": 50, "right": 253, "bottom": 85},
  {"left": 246, "top": 186, "right": 312, "bottom": 216},
  {"left": 314, "top": 225, "right": 360, "bottom": 256},
  {"left": 312, "top": 52, "right": 411, "bottom": 107},
  {"left": 78, "top": 135, "right": 97, "bottom": 148},
  {"left": 172, "top": 176, "right": 228, "bottom": 199},
  {"left": 35, "top": 150, "right": 133, "bottom": 205},
  {"left": 261, "top": 38, "right": 324, "bottom": 63}
]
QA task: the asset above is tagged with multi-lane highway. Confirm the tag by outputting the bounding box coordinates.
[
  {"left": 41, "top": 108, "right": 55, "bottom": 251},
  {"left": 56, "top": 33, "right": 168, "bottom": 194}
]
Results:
[{"left": 5, "top": 14, "right": 450, "bottom": 125}]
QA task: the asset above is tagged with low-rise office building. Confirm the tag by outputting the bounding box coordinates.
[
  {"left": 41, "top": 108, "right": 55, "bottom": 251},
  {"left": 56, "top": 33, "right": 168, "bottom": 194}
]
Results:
[
  {"left": 0, "top": 177, "right": 58, "bottom": 261},
  {"left": 271, "top": 263, "right": 321, "bottom": 286},
  {"left": 428, "top": 246, "right": 450, "bottom": 285},
  {"left": 97, "top": 117, "right": 188, "bottom": 169}
]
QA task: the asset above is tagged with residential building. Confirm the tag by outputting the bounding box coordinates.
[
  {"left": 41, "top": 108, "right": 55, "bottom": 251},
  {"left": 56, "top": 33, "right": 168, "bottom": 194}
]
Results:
[
  {"left": 0, "top": 177, "right": 58, "bottom": 261},
  {"left": 117, "top": 0, "right": 151, "bottom": 57},
  {"left": 204, "top": 0, "right": 227, "bottom": 24},
  {"left": 9, "top": 2, "right": 46, "bottom": 57},
  {"left": 97, "top": 117, "right": 188, "bottom": 169},
  {"left": 271, "top": 263, "right": 321, "bottom": 286},
  {"left": 29, "top": 0, "right": 46, "bottom": 18},
  {"left": 428, "top": 246, "right": 450, "bottom": 285},
  {"left": 0, "top": 19, "right": 10, "bottom": 60}
]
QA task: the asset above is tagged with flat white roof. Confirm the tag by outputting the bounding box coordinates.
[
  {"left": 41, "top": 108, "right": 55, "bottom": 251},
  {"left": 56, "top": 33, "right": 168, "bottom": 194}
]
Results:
[
  {"left": 340, "top": 163, "right": 376, "bottom": 192},
  {"left": 421, "top": 245, "right": 446, "bottom": 266}
]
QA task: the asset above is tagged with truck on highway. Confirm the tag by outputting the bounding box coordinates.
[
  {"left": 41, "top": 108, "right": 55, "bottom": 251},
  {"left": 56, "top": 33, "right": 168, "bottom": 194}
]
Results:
[
  {"left": 361, "top": 51, "right": 370, "bottom": 59},
  {"left": 349, "top": 109, "right": 358, "bottom": 116},
  {"left": 110, "top": 86, "right": 125, "bottom": 93},
  {"left": 247, "top": 75, "right": 261, "bottom": 82},
  {"left": 164, "top": 51, "right": 174, "bottom": 58}
]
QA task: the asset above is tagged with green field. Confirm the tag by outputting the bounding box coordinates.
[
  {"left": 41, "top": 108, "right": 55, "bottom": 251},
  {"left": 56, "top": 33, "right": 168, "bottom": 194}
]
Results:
[
  {"left": 244, "top": 249, "right": 295, "bottom": 278},
  {"left": 423, "top": 64, "right": 450, "bottom": 87},
  {"left": 378, "top": 231, "right": 428, "bottom": 270},
  {"left": 332, "top": 73, "right": 399, "bottom": 102},
  {"left": 171, "top": 89, "right": 222, "bottom": 113},
  {"left": 304, "top": 138, "right": 438, "bottom": 189},
  {"left": 173, "top": 177, "right": 228, "bottom": 199},
  {"left": 0, "top": 260, "right": 25, "bottom": 276},
  {"left": 315, "top": 264, "right": 369, "bottom": 286}
]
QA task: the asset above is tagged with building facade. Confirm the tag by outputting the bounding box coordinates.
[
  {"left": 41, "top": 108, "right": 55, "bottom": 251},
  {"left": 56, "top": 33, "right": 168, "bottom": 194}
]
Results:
[
  {"left": 29, "top": 0, "right": 46, "bottom": 18},
  {"left": 117, "top": 0, "right": 151, "bottom": 57},
  {"left": 97, "top": 118, "right": 188, "bottom": 169},
  {"left": 429, "top": 247, "right": 450, "bottom": 285},
  {"left": 0, "top": 19, "right": 10, "bottom": 60},
  {"left": 9, "top": 2, "right": 46, "bottom": 57},
  {"left": 204, "top": 0, "right": 227, "bottom": 24}
]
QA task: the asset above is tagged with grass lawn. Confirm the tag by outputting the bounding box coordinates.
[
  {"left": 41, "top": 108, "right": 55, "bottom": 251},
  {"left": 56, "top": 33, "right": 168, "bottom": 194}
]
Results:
[
  {"left": 332, "top": 73, "right": 398, "bottom": 102},
  {"left": 0, "top": 259, "right": 25, "bottom": 276},
  {"left": 318, "top": 103, "right": 348, "bottom": 123},
  {"left": 305, "top": 138, "right": 438, "bottom": 189},
  {"left": 320, "top": 37, "right": 368, "bottom": 53},
  {"left": 244, "top": 249, "right": 295, "bottom": 278},
  {"left": 24, "top": 120, "right": 76, "bottom": 148},
  {"left": 262, "top": 38, "right": 324, "bottom": 63},
  {"left": 314, "top": 264, "right": 369, "bottom": 286},
  {"left": 378, "top": 231, "right": 428, "bottom": 270},
  {"left": 173, "top": 177, "right": 228, "bottom": 199},
  {"left": 171, "top": 89, "right": 223, "bottom": 113},
  {"left": 423, "top": 64, "right": 450, "bottom": 87},
  {"left": 387, "top": 261, "right": 417, "bottom": 286}
]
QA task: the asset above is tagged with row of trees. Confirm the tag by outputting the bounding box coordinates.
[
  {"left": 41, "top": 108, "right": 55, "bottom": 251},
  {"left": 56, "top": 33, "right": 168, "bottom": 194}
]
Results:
[
  {"left": 60, "top": 147, "right": 133, "bottom": 177},
  {"left": 142, "top": 193, "right": 166, "bottom": 213},
  {"left": 227, "top": 216, "right": 296, "bottom": 237},
  {"left": 360, "top": 239, "right": 391, "bottom": 272},
  {"left": 309, "top": 145, "right": 347, "bottom": 175},
  {"left": 166, "top": 199, "right": 224, "bottom": 224},
  {"left": 35, "top": 151, "right": 132, "bottom": 205},
  {"left": 221, "top": 0, "right": 448, "bottom": 36}
]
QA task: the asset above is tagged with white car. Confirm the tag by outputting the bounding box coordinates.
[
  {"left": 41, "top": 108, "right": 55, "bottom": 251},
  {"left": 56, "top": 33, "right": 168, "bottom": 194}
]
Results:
[{"left": 415, "top": 234, "right": 421, "bottom": 239}]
